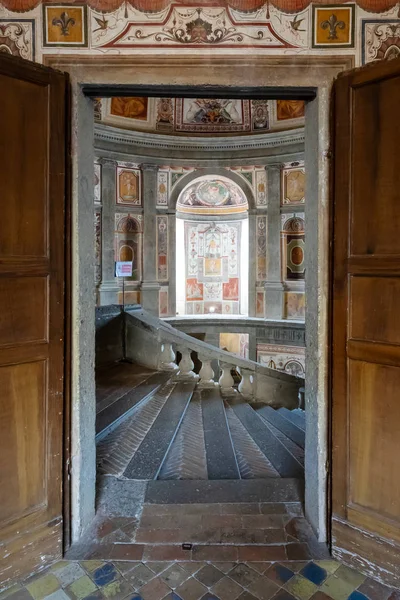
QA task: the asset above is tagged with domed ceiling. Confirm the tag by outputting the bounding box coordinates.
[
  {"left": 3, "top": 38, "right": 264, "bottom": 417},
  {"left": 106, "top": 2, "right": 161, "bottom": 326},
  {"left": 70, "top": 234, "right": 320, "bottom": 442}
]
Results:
[
  {"left": 177, "top": 175, "right": 248, "bottom": 214},
  {"left": 95, "top": 97, "right": 305, "bottom": 137}
]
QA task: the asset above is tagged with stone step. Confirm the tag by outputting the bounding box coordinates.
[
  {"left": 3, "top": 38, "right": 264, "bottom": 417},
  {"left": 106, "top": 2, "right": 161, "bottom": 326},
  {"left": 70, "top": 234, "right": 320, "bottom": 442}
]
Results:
[
  {"left": 145, "top": 478, "right": 304, "bottom": 504},
  {"left": 123, "top": 381, "right": 196, "bottom": 480},
  {"left": 277, "top": 407, "right": 306, "bottom": 432},
  {"left": 157, "top": 391, "right": 208, "bottom": 481},
  {"left": 96, "top": 381, "right": 176, "bottom": 477},
  {"left": 229, "top": 400, "right": 304, "bottom": 479},
  {"left": 259, "top": 419, "right": 304, "bottom": 468},
  {"left": 225, "top": 403, "right": 280, "bottom": 479},
  {"left": 201, "top": 387, "right": 240, "bottom": 480},
  {"left": 255, "top": 405, "right": 305, "bottom": 449},
  {"left": 96, "top": 371, "right": 170, "bottom": 437}
]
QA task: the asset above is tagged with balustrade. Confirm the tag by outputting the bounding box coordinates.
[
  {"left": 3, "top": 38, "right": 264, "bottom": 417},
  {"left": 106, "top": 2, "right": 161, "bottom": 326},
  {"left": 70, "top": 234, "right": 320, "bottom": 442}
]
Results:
[{"left": 158, "top": 339, "right": 259, "bottom": 401}]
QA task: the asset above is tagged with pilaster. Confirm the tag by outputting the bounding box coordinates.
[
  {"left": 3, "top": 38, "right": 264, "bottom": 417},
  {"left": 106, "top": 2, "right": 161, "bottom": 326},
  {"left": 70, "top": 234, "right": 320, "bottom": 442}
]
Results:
[
  {"left": 98, "top": 158, "right": 119, "bottom": 305},
  {"left": 141, "top": 163, "right": 160, "bottom": 315},
  {"left": 265, "top": 165, "right": 284, "bottom": 320}
]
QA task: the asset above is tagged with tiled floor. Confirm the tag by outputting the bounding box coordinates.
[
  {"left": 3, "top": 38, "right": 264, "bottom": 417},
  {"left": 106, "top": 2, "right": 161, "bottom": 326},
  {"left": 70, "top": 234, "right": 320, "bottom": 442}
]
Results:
[
  {"left": 1, "top": 502, "right": 398, "bottom": 600},
  {"left": 2, "top": 558, "right": 398, "bottom": 600}
]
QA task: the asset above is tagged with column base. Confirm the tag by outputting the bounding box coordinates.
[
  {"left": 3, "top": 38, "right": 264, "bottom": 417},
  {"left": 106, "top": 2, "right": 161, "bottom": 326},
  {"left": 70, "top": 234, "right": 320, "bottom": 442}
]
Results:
[
  {"left": 141, "top": 281, "right": 161, "bottom": 316},
  {"left": 98, "top": 280, "right": 119, "bottom": 305},
  {"left": 264, "top": 281, "right": 285, "bottom": 320}
]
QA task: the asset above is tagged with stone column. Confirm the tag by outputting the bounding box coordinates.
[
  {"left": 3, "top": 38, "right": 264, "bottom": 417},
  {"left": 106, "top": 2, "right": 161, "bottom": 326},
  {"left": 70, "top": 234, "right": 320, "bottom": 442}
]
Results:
[
  {"left": 265, "top": 165, "right": 284, "bottom": 320},
  {"left": 141, "top": 163, "right": 160, "bottom": 315},
  {"left": 248, "top": 211, "right": 257, "bottom": 317},
  {"left": 98, "top": 158, "right": 119, "bottom": 305}
]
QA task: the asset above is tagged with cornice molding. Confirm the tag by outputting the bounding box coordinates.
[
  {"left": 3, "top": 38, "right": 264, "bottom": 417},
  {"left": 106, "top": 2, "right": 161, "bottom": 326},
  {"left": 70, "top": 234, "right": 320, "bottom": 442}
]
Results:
[{"left": 94, "top": 123, "right": 305, "bottom": 154}]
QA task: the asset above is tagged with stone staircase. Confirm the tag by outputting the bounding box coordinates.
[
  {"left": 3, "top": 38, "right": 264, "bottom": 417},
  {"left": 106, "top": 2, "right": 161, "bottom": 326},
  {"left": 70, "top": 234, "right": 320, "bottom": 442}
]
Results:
[{"left": 96, "top": 362, "right": 305, "bottom": 483}]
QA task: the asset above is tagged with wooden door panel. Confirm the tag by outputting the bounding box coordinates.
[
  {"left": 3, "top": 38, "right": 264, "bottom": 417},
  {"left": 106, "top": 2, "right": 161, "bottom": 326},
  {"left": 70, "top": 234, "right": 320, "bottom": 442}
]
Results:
[
  {"left": 349, "top": 361, "right": 400, "bottom": 523},
  {"left": 351, "top": 77, "right": 400, "bottom": 257},
  {"left": 0, "top": 74, "right": 48, "bottom": 259},
  {"left": 0, "top": 55, "right": 68, "bottom": 585},
  {"left": 0, "top": 277, "right": 48, "bottom": 347},
  {"left": 0, "top": 361, "right": 47, "bottom": 525},
  {"left": 350, "top": 276, "right": 400, "bottom": 345},
  {"left": 332, "top": 58, "right": 400, "bottom": 586}
]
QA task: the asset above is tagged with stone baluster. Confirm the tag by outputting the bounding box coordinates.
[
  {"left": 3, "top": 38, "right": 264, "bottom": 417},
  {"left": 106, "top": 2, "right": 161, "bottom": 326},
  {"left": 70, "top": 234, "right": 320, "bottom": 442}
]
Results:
[
  {"left": 219, "top": 362, "right": 236, "bottom": 396},
  {"left": 238, "top": 368, "right": 254, "bottom": 399},
  {"left": 198, "top": 355, "right": 215, "bottom": 388},
  {"left": 160, "top": 342, "right": 178, "bottom": 371},
  {"left": 175, "top": 346, "right": 198, "bottom": 380}
]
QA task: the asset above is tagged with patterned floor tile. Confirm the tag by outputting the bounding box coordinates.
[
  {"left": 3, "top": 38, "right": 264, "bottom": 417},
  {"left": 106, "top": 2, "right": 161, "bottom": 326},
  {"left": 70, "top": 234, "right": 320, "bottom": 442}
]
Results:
[
  {"left": 101, "top": 578, "right": 134, "bottom": 599},
  {"left": 228, "top": 564, "right": 260, "bottom": 588},
  {"left": 357, "top": 577, "right": 393, "bottom": 600},
  {"left": 284, "top": 574, "right": 318, "bottom": 600},
  {"left": 161, "top": 564, "right": 190, "bottom": 589},
  {"left": 300, "top": 563, "right": 328, "bottom": 586},
  {"left": 318, "top": 574, "right": 359, "bottom": 600},
  {"left": 210, "top": 576, "right": 243, "bottom": 600},
  {"left": 26, "top": 575, "right": 61, "bottom": 600},
  {"left": 138, "top": 576, "right": 170, "bottom": 600},
  {"left": 246, "top": 576, "right": 280, "bottom": 600},
  {"left": 264, "top": 563, "right": 295, "bottom": 585},
  {"left": 124, "top": 564, "right": 155, "bottom": 590},
  {"left": 175, "top": 577, "right": 208, "bottom": 600},
  {"left": 66, "top": 575, "right": 98, "bottom": 600},
  {"left": 195, "top": 565, "right": 224, "bottom": 588}
]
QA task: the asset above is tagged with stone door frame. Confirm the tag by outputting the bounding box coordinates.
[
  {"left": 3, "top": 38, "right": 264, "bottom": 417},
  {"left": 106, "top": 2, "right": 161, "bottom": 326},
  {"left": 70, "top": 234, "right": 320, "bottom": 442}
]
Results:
[{"left": 43, "top": 54, "right": 354, "bottom": 546}]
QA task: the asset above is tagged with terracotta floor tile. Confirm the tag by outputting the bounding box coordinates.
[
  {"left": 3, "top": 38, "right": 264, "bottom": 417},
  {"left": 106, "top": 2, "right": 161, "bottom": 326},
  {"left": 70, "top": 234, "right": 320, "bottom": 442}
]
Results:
[
  {"left": 192, "top": 546, "right": 238, "bottom": 562},
  {"left": 195, "top": 564, "right": 225, "bottom": 588},
  {"left": 139, "top": 575, "right": 171, "bottom": 600},
  {"left": 143, "top": 545, "right": 192, "bottom": 562},
  {"left": 124, "top": 563, "right": 155, "bottom": 589},
  {"left": 264, "top": 563, "right": 295, "bottom": 586},
  {"left": 286, "top": 543, "right": 312, "bottom": 561},
  {"left": 219, "top": 504, "right": 261, "bottom": 515},
  {"left": 180, "top": 563, "right": 205, "bottom": 575},
  {"left": 175, "top": 576, "right": 208, "bottom": 600},
  {"left": 161, "top": 564, "right": 190, "bottom": 589},
  {"left": 228, "top": 563, "right": 261, "bottom": 588},
  {"left": 245, "top": 562, "right": 273, "bottom": 574},
  {"left": 212, "top": 562, "right": 238, "bottom": 574},
  {"left": 242, "top": 516, "right": 285, "bottom": 529},
  {"left": 210, "top": 576, "right": 243, "bottom": 600},
  {"left": 146, "top": 561, "right": 173, "bottom": 575},
  {"left": 109, "top": 544, "right": 144, "bottom": 561},
  {"left": 237, "top": 546, "right": 286, "bottom": 562},
  {"left": 246, "top": 575, "right": 281, "bottom": 600}
]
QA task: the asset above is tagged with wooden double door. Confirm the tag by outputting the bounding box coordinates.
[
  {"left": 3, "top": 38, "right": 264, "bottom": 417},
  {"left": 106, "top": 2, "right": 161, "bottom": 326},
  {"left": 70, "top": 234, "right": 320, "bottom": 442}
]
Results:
[
  {"left": 0, "top": 55, "right": 68, "bottom": 584},
  {"left": 1, "top": 52, "right": 400, "bottom": 587}
]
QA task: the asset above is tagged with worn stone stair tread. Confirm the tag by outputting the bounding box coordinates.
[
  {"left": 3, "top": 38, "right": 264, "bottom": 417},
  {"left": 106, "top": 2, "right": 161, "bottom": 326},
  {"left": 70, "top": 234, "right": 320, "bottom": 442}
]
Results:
[
  {"left": 96, "top": 371, "right": 171, "bottom": 436},
  {"left": 145, "top": 478, "right": 304, "bottom": 504},
  {"left": 123, "top": 381, "right": 196, "bottom": 480},
  {"left": 229, "top": 401, "right": 304, "bottom": 479},
  {"left": 157, "top": 391, "right": 208, "bottom": 481},
  {"left": 277, "top": 407, "right": 306, "bottom": 432},
  {"left": 255, "top": 405, "right": 305, "bottom": 449},
  {"left": 201, "top": 388, "right": 240, "bottom": 480}
]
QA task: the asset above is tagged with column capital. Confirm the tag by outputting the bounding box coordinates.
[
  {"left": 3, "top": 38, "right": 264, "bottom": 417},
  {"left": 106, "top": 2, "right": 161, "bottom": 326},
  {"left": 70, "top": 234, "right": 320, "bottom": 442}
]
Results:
[
  {"left": 97, "top": 157, "right": 117, "bottom": 168},
  {"left": 141, "top": 162, "right": 159, "bottom": 172}
]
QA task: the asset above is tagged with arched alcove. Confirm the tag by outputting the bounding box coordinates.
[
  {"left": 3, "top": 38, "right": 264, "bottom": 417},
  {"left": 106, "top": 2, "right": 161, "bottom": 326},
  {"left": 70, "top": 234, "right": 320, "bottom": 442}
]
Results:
[{"left": 175, "top": 175, "right": 249, "bottom": 317}]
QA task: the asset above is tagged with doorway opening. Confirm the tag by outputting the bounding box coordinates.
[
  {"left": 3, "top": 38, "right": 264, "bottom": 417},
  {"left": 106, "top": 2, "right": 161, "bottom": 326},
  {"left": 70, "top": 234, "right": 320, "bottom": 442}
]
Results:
[{"left": 90, "top": 87, "right": 313, "bottom": 562}]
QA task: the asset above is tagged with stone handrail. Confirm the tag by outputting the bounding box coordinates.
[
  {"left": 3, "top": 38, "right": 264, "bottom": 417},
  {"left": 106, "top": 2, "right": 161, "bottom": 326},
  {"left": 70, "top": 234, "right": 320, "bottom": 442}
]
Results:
[{"left": 125, "top": 307, "right": 303, "bottom": 409}]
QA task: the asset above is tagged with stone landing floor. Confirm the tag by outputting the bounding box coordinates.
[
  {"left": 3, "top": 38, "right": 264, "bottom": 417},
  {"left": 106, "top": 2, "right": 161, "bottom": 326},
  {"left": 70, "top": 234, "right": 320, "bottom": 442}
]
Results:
[{"left": 1, "top": 501, "right": 398, "bottom": 600}]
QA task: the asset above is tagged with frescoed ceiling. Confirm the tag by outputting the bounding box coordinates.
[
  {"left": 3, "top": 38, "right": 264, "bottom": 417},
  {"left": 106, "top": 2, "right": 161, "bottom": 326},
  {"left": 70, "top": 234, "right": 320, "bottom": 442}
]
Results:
[
  {"left": 95, "top": 97, "right": 305, "bottom": 137},
  {"left": 177, "top": 175, "right": 249, "bottom": 214},
  {"left": 0, "top": 0, "right": 395, "bottom": 14}
]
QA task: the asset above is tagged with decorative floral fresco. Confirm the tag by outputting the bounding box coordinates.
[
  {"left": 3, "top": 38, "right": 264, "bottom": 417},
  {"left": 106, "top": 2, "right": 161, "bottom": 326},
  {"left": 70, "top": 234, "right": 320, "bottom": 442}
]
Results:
[
  {"left": 157, "top": 215, "right": 168, "bottom": 281},
  {"left": 257, "top": 343, "right": 305, "bottom": 376},
  {"left": 184, "top": 220, "right": 242, "bottom": 315},
  {"left": 281, "top": 162, "right": 305, "bottom": 205},
  {"left": 281, "top": 215, "right": 305, "bottom": 281},
  {"left": 257, "top": 215, "right": 267, "bottom": 282},
  {"left": 177, "top": 176, "right": 248, "bottom": 215},
  {"left": 285, "top": 291, "right": 306, "bottom": 319},
  {"left": 95, "top": 97, "right": 303, "bottom": 136},
  {"left": 1, "top": 0, "right": 399, "bottom": 65},
  {"left": 117, "top": 166, "right": 141, "bottom": 206},
  {"left": 0, "top": 19, "right": 34, "bottom": 59}
]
